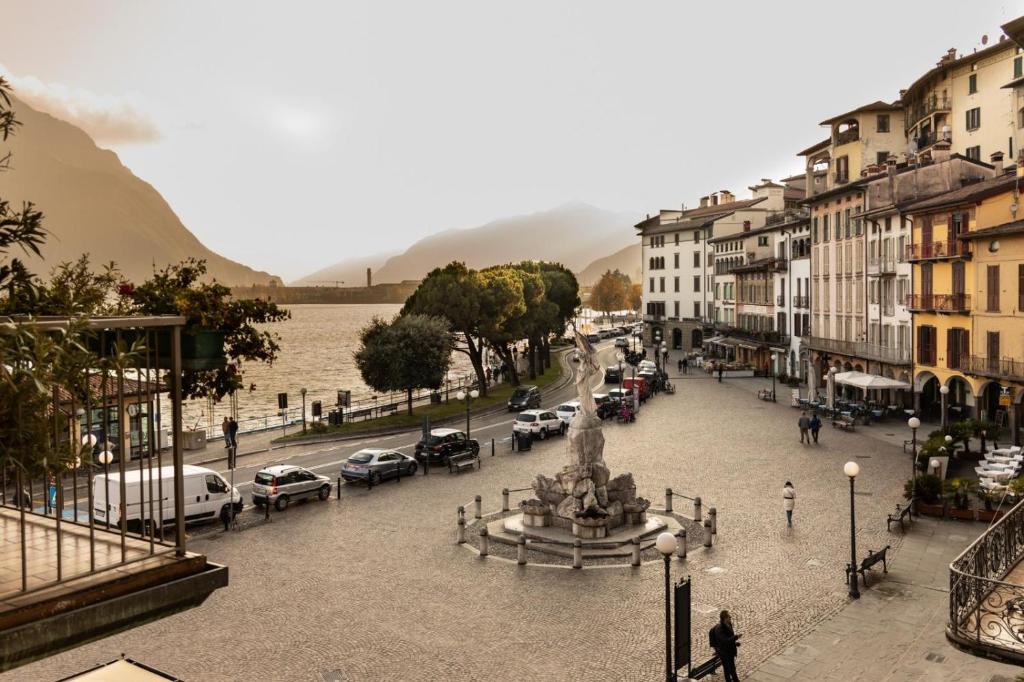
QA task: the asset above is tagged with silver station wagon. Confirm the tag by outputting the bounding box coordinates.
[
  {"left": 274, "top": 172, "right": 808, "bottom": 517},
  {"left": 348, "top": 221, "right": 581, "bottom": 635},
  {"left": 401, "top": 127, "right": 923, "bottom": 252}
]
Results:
[{"left": 341, "top": 448, "right": 418, "bottom": 484}]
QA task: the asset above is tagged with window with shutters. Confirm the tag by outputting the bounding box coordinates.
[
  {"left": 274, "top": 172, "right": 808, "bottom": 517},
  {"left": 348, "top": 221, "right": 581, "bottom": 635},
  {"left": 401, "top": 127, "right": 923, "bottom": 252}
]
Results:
[
  {"left": 987, "top": 265, "right": 1000, "bottom": 311},
  {"left": 1019, "top": 264, "right": 1024, "bottom": 311},
  {"left": 917, "top": 325, "right": 936, "bottom": 365},
  {"left": 693, "top": 251, "right": 700, "bottom": 268},
  {"left": 674, "top": 277, "right": 679, "bottom": 293},
  {"left": 674, "top": 252, "right": 680, "bottom": 268},
  {"left": 946, "top": 328, "right": 968, "bottom": 370}
]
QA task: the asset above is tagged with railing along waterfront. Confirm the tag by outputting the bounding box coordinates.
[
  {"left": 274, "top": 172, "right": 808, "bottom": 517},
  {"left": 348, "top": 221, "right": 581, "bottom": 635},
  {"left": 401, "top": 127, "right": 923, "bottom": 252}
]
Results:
[{"left": 948, "top": 498, "right": 1024, "bottom": 663}]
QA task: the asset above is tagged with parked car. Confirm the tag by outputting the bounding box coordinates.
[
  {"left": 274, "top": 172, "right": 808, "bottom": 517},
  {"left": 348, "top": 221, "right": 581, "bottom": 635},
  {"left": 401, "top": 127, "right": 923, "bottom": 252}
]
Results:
[
  {"left": 604, "top": 365, "right": 622, "bottom": 383},
  {"left": 614, "top": 337, "right": 629, "bottom": 349},
  {"left": 252, "top": 464, "right": 332, "bottom": 512},
  {"left": 586, "top": 333, "right": 600, "bottom": 343},
  {"left": 513, "top": 409, "right": 566, "bottom": 439},
  {"left": 93, "top": 464, "right": 241, "bottom": 531},
  {"left": 341, "top": 448, "right": 418, "bottom": 483},
  {"left": 639, "top": 360, "right": 657, "bottom": 373},
  {"left": 622, "top": 376, "right": 651, "bottom": 400},
  {"left": 508, "top": 385, "right": 541, "bottom": 411},
  {"left": 555, "top": 400, "right": 581, "bottom": 425},
  {"left": 607, "top": 388, "right": 631, "bottom": 404},
  {"left": 414, "top": 428, "right": 480, "bottom": 465},
  {"left": 593, "top": 392, "right": 610, "bottom": 408}
]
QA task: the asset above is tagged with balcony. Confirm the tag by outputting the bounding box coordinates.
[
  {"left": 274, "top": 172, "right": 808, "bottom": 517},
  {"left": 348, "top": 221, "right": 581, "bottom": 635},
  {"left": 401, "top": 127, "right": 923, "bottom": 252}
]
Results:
[
  {"left": 714, "top": 324, "right": 790, "bottom": 348},
  {"left": 905, "top": 96, "right": 951, "bottom": 132},
  {"left": 867, "top": 255, "right": 897, "bottom": 275},
  {"left": 964, "top": 356, "right": 1024, "bottom": 382},
  {"left": 776, "top": 295, "right": 786, "bottom": 307},
  {"left": 804, "top": 336, "right": 911, "bottom": 365},
  {"left": 905, "top": 240, "right": 971, "bottom": 261},
  {"left": 643, "top": 314, "right": 666, "bottom": 322},
  {"left": 905, "top": 293, "right": 971, "bottom": 313},
  {"left": 835, "top": 128, "right": 859, "bottom": 145},
  {"left": 833, "top": 171, "right": 849, "bottom": 185},
  {"left": 792, "top": 295, "right": 809, "bottom": 309}
]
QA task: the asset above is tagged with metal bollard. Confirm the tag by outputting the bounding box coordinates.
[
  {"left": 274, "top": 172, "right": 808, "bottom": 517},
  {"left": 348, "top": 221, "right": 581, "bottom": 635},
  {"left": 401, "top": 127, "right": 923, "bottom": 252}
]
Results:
[
  {"left": 709, "top": 507, "right": 717, "bottom": 536},
  {"left": 479, "top": 527, "right": 489, "bottom": 557},
  {"left": 502, "top": 488, "right": 510, "bottom": 512},
  {"left": 337, "top": 477, "right": 341, "bottom": 500},
  {"left": 693, "top": 496, "right": 702, "bottom": 522},
  {"left": 517, "top": 535, "right": 527, "bottom": 565},
  {"left": 424, "top": 456, "right": 429, "bottom": 476},
  {"left": 457, "top": 516, "right": 466, "bottom": 544},
  {"left": 703, "top": 518, "right": 713, "bottom": 548},
  {"left": 573, "top": 539, "right": 582, "bottom": 569},
  {"left": 665, "top": 487, "right": 673, "bottom": 513},
  {"left": 631, "top": 537, "right": 641, "bottom": 566},
  {"left": 474, "top": 495, "right": 482, "bottom": 520},
  {"left": 491, "top": 438, "right": 495, "bottom": 457},
  {"left": 264, "top": 497, "right": 271, "bottom": 522},
  {"left": 677, "top": 528, "right": 687, "bottom": 559}
]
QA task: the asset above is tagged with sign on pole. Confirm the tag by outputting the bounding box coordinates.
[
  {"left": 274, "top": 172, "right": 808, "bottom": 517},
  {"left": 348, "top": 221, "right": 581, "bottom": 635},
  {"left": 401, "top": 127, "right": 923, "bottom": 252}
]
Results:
[{"left": 674, "top": 576, "right": 691, "bottom": 675}]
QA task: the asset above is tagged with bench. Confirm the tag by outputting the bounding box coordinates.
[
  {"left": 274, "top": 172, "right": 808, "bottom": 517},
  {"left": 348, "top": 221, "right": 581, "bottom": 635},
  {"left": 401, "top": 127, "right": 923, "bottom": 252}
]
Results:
[
  {"left": 887, "top": 503, "right": 913, "bottom": 532},
  {"left": 448, "top": 451, "right": 481, "bottom": 474},
  {"left": 846, "top": 545, "right": 891, "bottom": 587},
  {"left": 689, "top": 655, "right": 722, "bottom": 679},
  {"left": 832, "top": 415, "right": 856, "bottom": 431}
]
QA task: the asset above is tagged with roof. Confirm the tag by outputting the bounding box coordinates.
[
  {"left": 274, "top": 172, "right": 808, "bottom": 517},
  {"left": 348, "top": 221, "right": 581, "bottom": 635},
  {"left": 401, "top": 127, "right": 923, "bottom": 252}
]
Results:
[
  {"left": 1002, "top": 75, "right": 1024, "bottom": 89},
  {"left": 797, "top": 138, "right": 831, "bottom": 157},
  {"left": 1003, "top": 15, "right": 1024, "bottom": 47},
  {"left": 259, "top": 464, "right": 301, "bottom": 474},
  {"left": 819, "top": 100, "right": 901, "bottom": 126},
  {"left": 100, "top": 465, "right": 214, "bottom": 482},
  {"left": 901, "top": 174, "right": 1020, "bottom": 213},
  {"left": 904, "top": 39, "right": 1014, "bottom": 100},
  {"left": 801, "top": 177, "right": 871, "bottom": 205},
  {"left": 708, "top": 214, "right": 810, "bottom": 244},
  {"left": 958, "top": 217, "right": 1024, "bottom": 240},
  {"left": 635, "top": 197, "right": 768, "bottom": 232}
]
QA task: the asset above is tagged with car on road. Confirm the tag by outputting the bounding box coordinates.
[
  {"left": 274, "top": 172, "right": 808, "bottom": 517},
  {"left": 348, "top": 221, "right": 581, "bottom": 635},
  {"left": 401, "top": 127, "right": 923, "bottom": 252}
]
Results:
[
  {"left": 555, "top": 400, "right": 581, "bottom": 425},
  {"left": 414, "top": 428, "right": 480, "bottom": 465},
  {"left": 607, "top": 388, "right": 631, "bottom": 404},
  {"left": 507, "top": 384, "right": 541, "bottom": 411},
  {"left": 614, "top": 337, "right": 629, "bottom": 349},
  {"left": 585, "top": 333, "right": 600, "bottom": 343},
  {"left": 593, "top": 392, "right": 610, "bottom": 408},
  {"left": 341, "top": 448, "right": 418, "bottom": 484},
  {"left": 513, "top": 409, "right": 566, "bottom": 439},
  {"left": 252, "top": 464, "right": 332, "bottom": 512},
  {"left": 604, "top": 365, "right": 622, "bottom": 383},
  {"left": 639, "top": 360, "right": 657, "bottom": 373}
]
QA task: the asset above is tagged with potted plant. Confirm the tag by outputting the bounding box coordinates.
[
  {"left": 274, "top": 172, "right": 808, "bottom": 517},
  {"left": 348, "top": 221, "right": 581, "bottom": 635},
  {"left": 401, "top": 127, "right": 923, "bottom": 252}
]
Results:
[
  {"left": 945, "top": 478, "right": 976, "bottom": 521},
  {"left": 975, "top": 489, "right": 1005, "bottom": 522},
  {"left": 904, "top": 474, "right": 945, "bottom": 517}
]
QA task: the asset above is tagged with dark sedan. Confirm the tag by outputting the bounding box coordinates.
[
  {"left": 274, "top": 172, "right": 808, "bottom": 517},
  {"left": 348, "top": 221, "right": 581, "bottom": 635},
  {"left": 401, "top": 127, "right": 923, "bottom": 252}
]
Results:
[{"left": 341, "top": 448, "right": 418, "bottom": 484}]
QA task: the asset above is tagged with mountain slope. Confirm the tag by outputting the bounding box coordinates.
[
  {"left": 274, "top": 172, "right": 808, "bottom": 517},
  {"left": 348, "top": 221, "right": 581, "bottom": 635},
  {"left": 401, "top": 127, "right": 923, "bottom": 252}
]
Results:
[
  {"left": 308, "top": 202, "right": 638, "bottom": 285},
  {"left": 576, "top": 243, "right": 641, "bottom": 286},
  {"left": 2, "top": 96, "right": 280, "bottom": 286},
  {"left": 291, "top": 250, "right": 398, "bottom": 287}
]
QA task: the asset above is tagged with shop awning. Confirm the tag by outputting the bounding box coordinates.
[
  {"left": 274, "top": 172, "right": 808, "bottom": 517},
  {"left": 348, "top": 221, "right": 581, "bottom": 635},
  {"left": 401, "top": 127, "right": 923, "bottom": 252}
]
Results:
[{"left": 833, "top": 371, "right": 911, "bottom": 390}]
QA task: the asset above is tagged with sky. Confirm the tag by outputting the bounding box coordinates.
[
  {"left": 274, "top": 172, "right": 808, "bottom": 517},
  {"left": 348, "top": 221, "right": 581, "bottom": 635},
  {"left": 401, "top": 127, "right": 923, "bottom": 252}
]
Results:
[{"left": 0, "top": 1, "right": 1019, "bottom": 281}]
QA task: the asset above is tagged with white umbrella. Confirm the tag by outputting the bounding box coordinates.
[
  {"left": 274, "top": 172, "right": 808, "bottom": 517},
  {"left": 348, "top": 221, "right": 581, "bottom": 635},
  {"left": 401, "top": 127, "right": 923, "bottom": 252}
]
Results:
[
  {"left": 833, "top": 371, "right": 911, "bottom": 391},
  {"left": 826, "top": 368, "right": 836, "bottom": 411}
]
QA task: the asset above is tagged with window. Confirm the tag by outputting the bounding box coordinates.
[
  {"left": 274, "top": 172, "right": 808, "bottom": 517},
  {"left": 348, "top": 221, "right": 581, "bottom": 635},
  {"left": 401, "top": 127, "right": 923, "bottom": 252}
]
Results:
[
  {"left": 946, "top": 328, "right": 969, "bottom": 370},
  {"left": 693, "top": 276, "right": 700, "bottom": 292},
  {"left": 673, "top": 276, "right": 679, "bottom": 293},
  {"left": 844, "top": 208, "right": 851, "bottom": 238},
  {"left": 693, "top": 251, "right": 700, "bottom": 267},
  {"left": 876, "top": 114, "right": 890, "bottom": 133},
  {"left": 968, "top": 73, "right": 977, "bottom": 94},
  {"left": 693, "top": 231, "right": 700, "bottom": 243},
  {"left": 917, "top": 325, "right": 937, "bottom": 365},
  {"left": 987, "top": 265, "right": 1000, "bottom": 311},
  {"left": 1017, "top": 56, "right": 1023, "bottom": 79},
  {"left": 674, "top": 232, "right": 679, "bottom": 245},
  {"left": 649, "top": 278, "right": 654, "bottom": 293},
  {"left": 876, "top": 151, "right": 889, "bottom": 165},
  {"left": 206, "top": 475, "right": 228, "bottom": 494},
  {"left": 757, "top": 236, "right": 768, "bottom": 246},
  {"left": 1019, "top": 264, "right": 1024, "bottom": 311},
  {"left": 823, "top": 214, "right": 830, "bottom": 241},
  {"left": 693, "top": 302, "right": 701, "bottom": 318},
  {"left": 966, "top": 146, "right": 981, "bottom": 161},
  {"left": 812, "top": 216, "right": 819, "bottom": 243},
  {"left": 674, "top": 252, "right": 679, "bottom": 268},
  {"left": 674, "top": 301, "right": 680, "bottom": 318},
  {"left": 835, "top": 156, "right": 849, "bottom": 183},
  {"left": 966, "top": 107, "right": 981, "bottom": 131},
  {"left": 659, "top": 277, "right": 665, "bottom": 293}
]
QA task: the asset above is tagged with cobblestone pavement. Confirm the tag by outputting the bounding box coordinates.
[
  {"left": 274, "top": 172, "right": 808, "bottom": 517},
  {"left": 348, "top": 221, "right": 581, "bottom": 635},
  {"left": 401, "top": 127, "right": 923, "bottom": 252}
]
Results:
[{"left": 7, "top": 374, "right": 990, "bottom": 681}]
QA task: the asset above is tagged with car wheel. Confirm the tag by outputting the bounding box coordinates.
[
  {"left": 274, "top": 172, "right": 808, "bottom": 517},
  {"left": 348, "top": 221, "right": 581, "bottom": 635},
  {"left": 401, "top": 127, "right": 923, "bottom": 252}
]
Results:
[
  {"left": 318, "top": 485, "right": 331, "bottom": 501},
  {"left": 407, "top": 461, "right": 418, "bottom": 475},
  {"left": 559, "top": 423, "right": 566, "bottom": 435},
  {"left": 274, "top": 495, "right": 289, "bottom": 512},
  {"left": 539, "top": 428, "right": 548, "bottom": 440},
  {"left": 370, "top": 472, "right": 381, "bottom": 485}
]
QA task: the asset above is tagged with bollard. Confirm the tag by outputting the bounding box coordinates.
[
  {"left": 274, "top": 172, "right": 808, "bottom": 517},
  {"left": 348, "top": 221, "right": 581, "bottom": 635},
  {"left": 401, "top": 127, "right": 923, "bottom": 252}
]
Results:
[
  {"left": 337, "top": 477, "right": 341, "bottom": 500},
  {"left": 424, "top": 455, "right": 429, "bottom": 476},
  {"left": 457, "top": 516, "right": 466, "bottom": 544},
  {"left": 479, "top": 527, "right": 489, "bottom": 557},
  {"left": 703, "top": 518, "right": 713, "bottom": 548},
  {"left": 709, "top": 507, "right": 717, "bottom": 536},
  {"left": 665, "top": 487, "right": 673, "bottom": 513},
  {"left": 491, "top": 438, "right": 495, "bottom": 457},
  {"left": 573, "top": 539, "right": 583, "bottom": 569},
  {"left": 676, "top": 528, "right": 687, "bottom": 560},
  {"left": 264, "top": 497, "right": 271, "bottom": 522},
  {"left": 474, "top": 495, "right": 482, "bottom": 520},
  {"left": 502, "top": 488, "right": 510, "bottom": 512},
  {"left": 517, "top": 535, "right": 527, "bottom": 565},
  {"left": 631, "top": 537, "right": 641, "bottom": 567},
  {"left": 512, "top": 434, "right": 516, "bottom": 452},
  {"left": 693, "top": 496, "right": 702, "bottom": 522},
  {"left": 396, "top": 460, "right": 400, "bottom": 484}
]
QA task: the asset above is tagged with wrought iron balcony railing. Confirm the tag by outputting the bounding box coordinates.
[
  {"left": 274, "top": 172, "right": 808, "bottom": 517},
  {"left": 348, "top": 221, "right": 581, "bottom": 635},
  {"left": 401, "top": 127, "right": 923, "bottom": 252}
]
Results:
[
  {"left": 792, "top": 295, "right": 809, "bottom": 309},
  {"left": 804, "top": 336, "right": 911, "bottom": 365},
  {"left": 905, "top": 240, "right": 971, "bottom": 261},
  {"left": 905, "top": 293, "right": 971, "bottom": 313},
  {"left": 964, "top": 355, "right": 1024, "bottom": 381}
]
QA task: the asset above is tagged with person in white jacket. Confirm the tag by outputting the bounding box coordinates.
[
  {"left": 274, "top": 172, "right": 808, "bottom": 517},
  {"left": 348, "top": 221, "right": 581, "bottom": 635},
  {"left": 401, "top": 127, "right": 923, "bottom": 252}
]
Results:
[{"left": 783, "top": 481, "right": 795, "bottom": 527}]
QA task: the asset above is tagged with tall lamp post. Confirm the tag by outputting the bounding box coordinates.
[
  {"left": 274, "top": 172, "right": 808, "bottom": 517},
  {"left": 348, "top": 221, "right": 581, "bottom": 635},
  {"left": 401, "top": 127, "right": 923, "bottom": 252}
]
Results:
[
  {"left": 300, "top": 387, "right": 308, "bottom": 434},
  {"left": 456, "top": 389, "right": 479, "bottom": 438},
  {"left": 616, "top": 351, "right": 625, "bottom": 393},
  {"left": 655, "top": 531, "right": 678, "bottom": 682},
  {"left": 908, "top": 416, "right": 921, "bottom": 500},
  {"left": 939, "top": 384, "right": 949, "bottom": 433},
  {"left": 844, "top": 461, "right": 861, "bottom": 599}
]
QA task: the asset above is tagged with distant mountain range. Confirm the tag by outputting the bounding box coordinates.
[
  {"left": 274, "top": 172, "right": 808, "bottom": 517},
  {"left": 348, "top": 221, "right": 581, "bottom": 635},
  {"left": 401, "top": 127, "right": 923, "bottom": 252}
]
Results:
[
  {"left": 2, "top": 96, "right": 280, "bottom": 286},
  {"left": 576, "top": 243, "right": 641, "bottom": 286},
  {"left": 294, "top": 201, "right": 640, "bottom": 286}
]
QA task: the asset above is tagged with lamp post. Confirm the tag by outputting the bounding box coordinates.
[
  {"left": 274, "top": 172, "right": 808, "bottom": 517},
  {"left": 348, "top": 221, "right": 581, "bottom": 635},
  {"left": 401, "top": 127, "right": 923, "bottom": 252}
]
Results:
[
  {"left": 939, "top": 384, "right": 949, "bottom": 433},
  {"left": 616, "top": 351, "right": 625, "bottom": 393},
  {"left": 300, "top": 387, "right": 307, "bottom": 434},
  {"left": 908, "top": 416, "right": 921, "bottom": 501},
  {"left": 932, "top": 455, "right": 942, "bottom": 478},
  {"left": 655, "top": 531, "right": 678, "bottom": 682},
  {"left": 456, "top": 389, "right": 479, "bottom": 438},
  {"left": 844, "top": 461, "right": 861, "bottom": 599},
  {"left": 945, "top": 434, "right": 953, "bottom": 459}
]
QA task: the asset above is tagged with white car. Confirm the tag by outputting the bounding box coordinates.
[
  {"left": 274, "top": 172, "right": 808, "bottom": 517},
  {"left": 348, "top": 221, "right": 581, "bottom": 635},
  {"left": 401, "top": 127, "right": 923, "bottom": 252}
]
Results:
[
  {"left": 513, "top": 409, "right": 566, "bottom": 439},
  {"left": 639, "top": 360, "right": 657, "bottom": 373},
  {"left": 555, "top": 401, "right": 581, "bottom": 425}
]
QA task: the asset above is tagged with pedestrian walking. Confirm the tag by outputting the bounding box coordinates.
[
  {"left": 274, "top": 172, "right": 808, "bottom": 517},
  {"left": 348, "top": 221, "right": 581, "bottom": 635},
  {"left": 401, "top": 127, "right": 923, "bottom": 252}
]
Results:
[
  {"left": 221, "top": 416, "right": 231, "bottom": 448},
  {"left": 710, "top": 610, "right": 742, "bottom": 682},
  {"left": 717, "top": 363, "right": 723, "bottom": 383},
  {"left": 783, "top": 481, "right": 795, "bottom": 528},
  {"left": 809, "top": 414, "right": 821, "bottom": 444},
  {"left": 798, "top": 411, "right": 811, "bottom": 444},
  {"left": 228, "top": 417, "right": 239, "bottom": 449},
  {"left": 682, "top": 357, "right": 689, "bottom": 374},
  {"left": 678, "top": 358, "right": 683, "bottom": 373},
  {"left": 486, "top": 367, "right": 492, "bottom": 383}
]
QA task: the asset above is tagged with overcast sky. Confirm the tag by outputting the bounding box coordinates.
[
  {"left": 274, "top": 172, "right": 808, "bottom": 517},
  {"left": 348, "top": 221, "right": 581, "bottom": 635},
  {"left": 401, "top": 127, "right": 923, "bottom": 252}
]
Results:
[{"left": 0, "top": 1, "right": 1017, "bottom": 280}]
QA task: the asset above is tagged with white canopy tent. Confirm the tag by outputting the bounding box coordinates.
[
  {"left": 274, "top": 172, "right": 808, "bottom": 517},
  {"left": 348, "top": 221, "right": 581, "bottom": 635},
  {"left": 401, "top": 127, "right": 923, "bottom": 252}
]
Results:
[{"left": 833, "top": 371, "right": 911, "bottom": 391}]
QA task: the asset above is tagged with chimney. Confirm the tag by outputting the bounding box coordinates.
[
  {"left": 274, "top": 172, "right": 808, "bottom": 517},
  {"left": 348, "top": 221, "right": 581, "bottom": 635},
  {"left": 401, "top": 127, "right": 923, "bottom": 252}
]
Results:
[
  {"left": 719, "top": 190, "right": 735, "bottom": 204},
  {"left": 711, "top": 194, "right": 719, "bottom": 206},
  {"left": 699, "top": 196, "right": 709, "bottom": 208},
  {"left": 931, "top": 139, "right": 951, "bottom": 164},
  {"left": 990, "top": 150, "right": 1004, "bottom": 174},
  {"left": 367, "top": 267, "right": 372, "bottom": 287},
  {"left": 743, "top": 220, "right": 751, "bottom": 232}
]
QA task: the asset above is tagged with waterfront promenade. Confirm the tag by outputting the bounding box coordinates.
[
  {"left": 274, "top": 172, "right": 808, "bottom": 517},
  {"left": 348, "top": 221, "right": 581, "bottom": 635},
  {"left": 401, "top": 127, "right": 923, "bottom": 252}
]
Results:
[{"left": 7, "top": 361, "right": 1015, "bottom": 680}]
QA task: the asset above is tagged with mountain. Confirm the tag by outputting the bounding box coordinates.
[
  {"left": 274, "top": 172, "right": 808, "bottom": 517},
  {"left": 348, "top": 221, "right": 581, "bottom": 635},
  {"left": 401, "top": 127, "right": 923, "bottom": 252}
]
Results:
[
  {"left": 576, "top": 243, "right": 641, "bottom": 286},
  {"left": 1, "top": 96, "right": 280, "bottom": 286},
  {"left": 303, "top": 202, "right": 639, "bottom": 285},
  {"left": 290, "top": 250, "right": 398, "bottom": 287}
]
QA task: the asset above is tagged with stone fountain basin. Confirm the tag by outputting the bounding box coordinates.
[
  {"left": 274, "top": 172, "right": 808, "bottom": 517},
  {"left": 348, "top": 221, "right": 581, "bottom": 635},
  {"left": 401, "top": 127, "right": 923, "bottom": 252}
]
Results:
[{"left": 490, "top": 513, "right": 678, "bottom": 558}]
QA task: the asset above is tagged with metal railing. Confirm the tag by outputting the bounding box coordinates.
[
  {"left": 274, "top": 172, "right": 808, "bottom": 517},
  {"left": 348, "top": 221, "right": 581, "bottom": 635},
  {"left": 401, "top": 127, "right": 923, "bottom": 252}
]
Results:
[
  {"left": 835, "top": 129, "right": 859, "bottom": 146},
  {"left": 905, "top": 240, "right": 972, "bottom": 261},
  {"left": 792, "top": 295, "right": 809, "bottom": 309},
  {"left": 867, "top": 255, "right": 897, "bottom": 275},
  {"left": 905, "top": 293, "right": 971, "bottom": 313},
  {"left": 906, "top": 96, "right": 951, "bottom": 131},
  {"left": 964, "top": 356, "right": 1024, "bottom": 382},
  {"left": 948, "top": 498, "right": 1024, "bottom": 663},
  {"left": 804, "top": 336, "right": 911, "bottom": 365}
]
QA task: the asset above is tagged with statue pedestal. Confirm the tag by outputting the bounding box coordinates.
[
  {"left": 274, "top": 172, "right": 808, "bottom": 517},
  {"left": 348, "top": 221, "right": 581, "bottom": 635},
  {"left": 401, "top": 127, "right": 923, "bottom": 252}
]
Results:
[
  {"left": 572, "top": 519, "right": 608, "bottom": 539},
  {"left": 522, "top": 511, "right": 550, "bottom": 528}
]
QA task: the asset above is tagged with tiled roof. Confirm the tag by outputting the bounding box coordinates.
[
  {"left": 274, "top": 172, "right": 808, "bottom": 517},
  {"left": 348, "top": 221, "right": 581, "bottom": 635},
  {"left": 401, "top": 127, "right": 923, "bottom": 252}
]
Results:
[
  {"left": 819, "top": 100, "right": 902, "bottom": 126},
  {"left": 901, "top": 174, "right": 1020, "bottom": 212},
  {"left": 635, "top": 197, "right": 767, "bottom": 231},
  {"left": 958, "top": 217, "right": 1024, "bottom": 240}
]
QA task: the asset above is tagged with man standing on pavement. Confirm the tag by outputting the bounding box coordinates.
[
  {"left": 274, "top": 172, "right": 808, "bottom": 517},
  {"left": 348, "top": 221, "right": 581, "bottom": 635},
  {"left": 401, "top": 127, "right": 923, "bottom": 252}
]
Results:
[
  {"left": 798, "top": 411, "right": 811, "bottom": 444},
  {"left": 228, "top": 417, "right": 239, "bottom": 450},
  {"left": 711, "top": 610, "right": 742, "bottom": 682},
  {"left": 783, "top": 481, "right": 796, "bottom": 528},
  {"left": 717, "top": 363, "right": 723, "bottom": 383},
  {"left": 221, "top": 417, "right": 230, "bottom": 448},
  {"left": 809, "top": 414, "right": 822, "bottom": 444}
]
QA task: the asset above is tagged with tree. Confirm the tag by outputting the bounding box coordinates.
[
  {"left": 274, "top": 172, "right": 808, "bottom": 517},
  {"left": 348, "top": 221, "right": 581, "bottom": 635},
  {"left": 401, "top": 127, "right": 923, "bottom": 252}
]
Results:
[
  {"left": 628, "top": 282, "right": 642, "bottom": 317},
  {"left": 478, "top": 265, "right": 528, "bottom": 385},
  {"left": 537, "top": 262, "right": 580, "bottom": 370},
  {"left": 354, "top": 314, "right": 452, "bottom": 415},
  {"left": 590, "top": 269, "right": 631, "bottom": 320}
]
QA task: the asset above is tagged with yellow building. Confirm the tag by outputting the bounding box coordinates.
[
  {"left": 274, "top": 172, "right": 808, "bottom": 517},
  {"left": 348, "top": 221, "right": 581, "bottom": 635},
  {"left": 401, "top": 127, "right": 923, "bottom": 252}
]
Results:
[{"left": 904, "top": 163, "right": 1024, "bottom": 442}]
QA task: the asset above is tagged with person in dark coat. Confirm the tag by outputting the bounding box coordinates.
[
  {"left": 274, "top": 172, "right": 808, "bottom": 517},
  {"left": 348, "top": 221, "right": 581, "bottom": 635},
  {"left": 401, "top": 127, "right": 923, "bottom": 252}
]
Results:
[
  {"left": 717, "top": 363, "right": 724, "bottom": 383},
  {"left": 711, "top": 610, "right": 741, "bottom": 682},
  {"left": 228, "top": 417, "right": 239, "bottom": 449}
]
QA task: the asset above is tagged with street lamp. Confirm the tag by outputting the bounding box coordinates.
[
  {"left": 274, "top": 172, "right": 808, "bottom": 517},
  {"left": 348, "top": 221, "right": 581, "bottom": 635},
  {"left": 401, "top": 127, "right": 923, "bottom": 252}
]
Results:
[
  {"left": 908, "top": 416, "right": 921, "bottom": 500},
  {"left": 456, "top": 389, "right": 479, "bottom": 438},
  {"left": 939, "top": 385, "right": 950, "bottom": 433},
  {"left": 300, "top": 387, "right": 308, "bottom": 434},
  {"left": 844, "top": 461, "right": 861, "bottom": 599},
  {"left": 932, "top": 455, "right": 942, "bottom": 477},
  {"left": 616, "top": 351, "right": 625, "bottom": 393},
  {"left": 655, "top": 531, "right": 678, "bottom": 682}
]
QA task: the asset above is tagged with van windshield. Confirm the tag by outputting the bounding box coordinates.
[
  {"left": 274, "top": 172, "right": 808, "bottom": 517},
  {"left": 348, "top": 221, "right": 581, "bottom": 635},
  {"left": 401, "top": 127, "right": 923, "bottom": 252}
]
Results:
[{"left": 255, "top": 472, "right": 274, "bottom": 486}]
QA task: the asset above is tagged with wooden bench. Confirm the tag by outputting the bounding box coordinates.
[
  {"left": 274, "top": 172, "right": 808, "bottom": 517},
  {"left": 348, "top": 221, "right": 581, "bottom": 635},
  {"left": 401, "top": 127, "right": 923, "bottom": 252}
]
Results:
[
  {"left": 846, "top": 545, "right": 890, "bottom": 587},
  {"left": 832, "top": 415, "right": 856, "bottom": 431},
  {"left": 887, "top": 503, "right": 913, "bottom": 532},
  {"left": 448, "top": 451, "right": 481, "bottom": 474},
  {"left": 689, "top": 655, "right": 722, "bottom": 679}
]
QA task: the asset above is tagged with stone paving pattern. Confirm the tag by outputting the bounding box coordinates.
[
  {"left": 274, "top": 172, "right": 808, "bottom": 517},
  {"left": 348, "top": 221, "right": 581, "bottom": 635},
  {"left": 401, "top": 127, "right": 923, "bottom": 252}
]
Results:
[{"left": 5, "top": 374, "right": 1008, "bottom": 680}]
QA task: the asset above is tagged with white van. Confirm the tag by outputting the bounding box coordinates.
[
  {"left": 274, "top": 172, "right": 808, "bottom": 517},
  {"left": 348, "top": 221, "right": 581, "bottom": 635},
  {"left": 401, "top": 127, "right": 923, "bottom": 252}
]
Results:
[{"left": 93, "top": 464, "right": 241, "bottom": 530}]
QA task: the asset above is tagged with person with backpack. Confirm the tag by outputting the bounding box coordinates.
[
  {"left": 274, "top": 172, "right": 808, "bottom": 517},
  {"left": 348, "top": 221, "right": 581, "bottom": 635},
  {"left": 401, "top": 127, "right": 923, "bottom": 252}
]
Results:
[
  {"left": 809, "top": 414, "right": 822, "bottom": 444},
  {"left": 783, "top": 481, "right": 796, "bottom": 528},
  {"left": 710, "top": 610, "right": 741, "bottom": 682}
]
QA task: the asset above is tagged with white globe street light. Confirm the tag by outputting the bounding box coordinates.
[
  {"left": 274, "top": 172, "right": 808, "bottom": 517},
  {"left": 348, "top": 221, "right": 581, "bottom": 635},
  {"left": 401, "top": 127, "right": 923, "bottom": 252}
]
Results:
[
  {"left": 456, "top": 390, "right": 466, "bottom": 401},
  {"left": 908, "top": 416, "right": 921, "bottom": 495},
  {"left": 908, "top": 416, "right": 921, "bottom": 430},
  {"left": 844, "top": 461, "right": 860, "bottom": 599},
  {"left": 469, "top": 389, "right": 479, "bottom": 399},
  {"left": 81, "top": 434, "right": 98, "bottom": 448},
  {"left": 939, "top": 384, "right": 950, "bottom": 432},
  {"left": 656, "top": 530, "right": 678, "bottom": 682},
  {"left": 656, "top": 531, "right": 678, "bottom": 556},
  {"left": 98, "top": 451, "right": 113, "bottom": 465},
  {"left": 844, "top": 461, "right": 860, "bottom": 478}
]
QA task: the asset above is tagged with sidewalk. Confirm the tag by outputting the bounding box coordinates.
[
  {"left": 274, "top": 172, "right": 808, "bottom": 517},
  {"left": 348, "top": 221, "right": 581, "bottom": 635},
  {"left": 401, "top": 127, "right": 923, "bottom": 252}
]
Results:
[{"left": 746, "top": 515, "right": 1021, "bottom": 681}]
